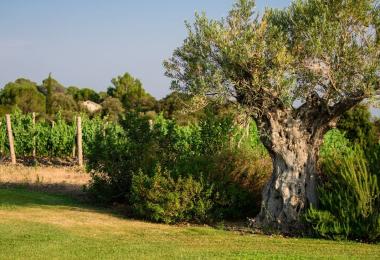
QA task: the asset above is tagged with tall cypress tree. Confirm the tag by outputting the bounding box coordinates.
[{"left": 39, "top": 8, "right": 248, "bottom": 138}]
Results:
[{"left": 46, "top": 73, "right": 53, "bottom": 115}]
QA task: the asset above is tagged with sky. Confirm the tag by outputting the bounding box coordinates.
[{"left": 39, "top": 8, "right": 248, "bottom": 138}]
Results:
[{"left": 0, "top": 0, "right": 291, "bottom": 98}]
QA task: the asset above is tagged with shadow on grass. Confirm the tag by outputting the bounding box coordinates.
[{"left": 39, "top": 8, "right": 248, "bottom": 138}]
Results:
[
  {"left": 0, "top": 185, "right": 132, "bottom": 221},
  {"left": 0, "top": 182, "right": 87, "bottom": 201}
]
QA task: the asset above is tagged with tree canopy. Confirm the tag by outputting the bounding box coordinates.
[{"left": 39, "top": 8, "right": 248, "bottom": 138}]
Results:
[
  {"left": 66, "top": 86, "right": 100, "bottom": 103},
  {"left": 107, "top": 72, "right": 156, "bottom": 112},
  {"left": 101, "top": 96, "right": 125, "bottom": 122},
  {"left": 0, "top": 78, "right": 46, "bottom": 115},
  {"left": 165, "top": 0, "right": 380, "bottom": 121}
]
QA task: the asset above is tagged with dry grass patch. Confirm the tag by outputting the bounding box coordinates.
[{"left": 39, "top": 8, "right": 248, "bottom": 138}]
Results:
[{"left": 0, "top": 165, "right": 90, "bottom": 197}]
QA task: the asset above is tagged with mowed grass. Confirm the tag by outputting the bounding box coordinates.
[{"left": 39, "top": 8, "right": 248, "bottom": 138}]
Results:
[{"left": 0, "top": 188, "right": 379, "bottom": 259}]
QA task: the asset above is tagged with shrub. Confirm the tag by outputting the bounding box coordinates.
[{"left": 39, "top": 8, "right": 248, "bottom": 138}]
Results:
[
  {"left": 131, "top": 165, "right": 214, "bottom": 223},
  {"left": 306, "top": 145, "right": 380, "bottom": 242},
  {"left": 207, "top": 149, "right": 271, "bottom": 219},
  {"left": 320, "top": 129, "right": 353, "bottom": 160},
  {"left": 10, "top": 110, "right": 35, "bottom": 156},
  {"left": 46, "top": 114, "right": 75, "bottom": 157},
  {"left": 86, "top": 121, "right": 131, "bottom": 203},
  {"left": 0, "top": 117, "right": 8, "bottom": 157},
  {"left": 82, "top": 116, "right": 104, "bottom": 155},
  {"left": 337, "top": 105, "right": 378, "bottom": 151}
]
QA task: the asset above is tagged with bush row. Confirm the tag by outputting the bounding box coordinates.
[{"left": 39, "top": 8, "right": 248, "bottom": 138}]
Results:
[
  {"left": 86, "top": 112, "right": 271, "bottom": 222},
  {"left": 86, "top": 114, "right": 380, "bottom": 242}
]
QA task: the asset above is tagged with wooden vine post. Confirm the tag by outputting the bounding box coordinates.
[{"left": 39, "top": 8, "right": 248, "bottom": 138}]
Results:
[
  {"left": 72, "top": 116, "right": 76, "bottom": 158},
  {"left": 77, "top": 116, "right": 83, "bottom": 167},
  {"left": 5, "top": 114, "right": 16, "bottom": 164},
  {"left": 0, "top": 121, "right": 2, "bottom": 155},
  {"left": 32, "top": 112, "right": 36, "bottom": 159}
]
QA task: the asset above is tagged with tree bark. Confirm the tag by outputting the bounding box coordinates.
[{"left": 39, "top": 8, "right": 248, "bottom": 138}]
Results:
[{"left": 253, "top": 109, "right": 325, "bottom": 233}]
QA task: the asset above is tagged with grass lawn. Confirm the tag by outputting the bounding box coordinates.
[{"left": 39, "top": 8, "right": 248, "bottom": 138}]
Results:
[{"left": 0, "top": 188, "right": 379, "bottom": 259}]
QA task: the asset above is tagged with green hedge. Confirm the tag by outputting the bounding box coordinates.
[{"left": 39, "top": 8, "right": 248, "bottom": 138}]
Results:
[{"left": 86, "top": 112, "right": 271, "bottom": 222}]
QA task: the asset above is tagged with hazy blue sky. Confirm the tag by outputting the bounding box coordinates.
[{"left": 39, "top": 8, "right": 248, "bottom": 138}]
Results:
[{"left": 0, "top": 0, "right": 291, "bottom": 98}]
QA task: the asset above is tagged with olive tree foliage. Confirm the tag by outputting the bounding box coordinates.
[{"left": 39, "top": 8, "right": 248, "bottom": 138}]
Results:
[{"left": 164, "top": 0, "right": 380, "bottom": 232}]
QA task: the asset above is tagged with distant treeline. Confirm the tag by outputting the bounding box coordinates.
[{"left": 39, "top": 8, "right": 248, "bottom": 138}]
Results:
[{"left": 0, "top": 72, "right": 214, "bottom": 123}]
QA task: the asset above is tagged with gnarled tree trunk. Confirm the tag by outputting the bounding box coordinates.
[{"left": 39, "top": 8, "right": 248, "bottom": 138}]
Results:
[{"left": 254, "top": 109, "right": 327, "bottom": 233}]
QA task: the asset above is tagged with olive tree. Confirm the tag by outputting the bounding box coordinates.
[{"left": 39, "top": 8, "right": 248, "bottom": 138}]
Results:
[{"left": 164, "top": 0, "right": 380, "bottom": 232}]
